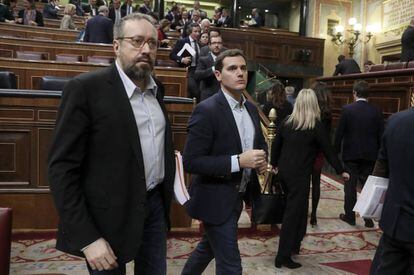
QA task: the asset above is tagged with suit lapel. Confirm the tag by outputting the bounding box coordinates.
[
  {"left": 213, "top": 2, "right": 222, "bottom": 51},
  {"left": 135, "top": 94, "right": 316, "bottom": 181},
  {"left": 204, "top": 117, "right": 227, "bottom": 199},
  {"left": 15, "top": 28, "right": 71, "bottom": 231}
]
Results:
[
  {"left": 216, "top": 91, "right": 242, "bottom": 151},
  {"left": 107, "top": 64, "right": 145, "bottom": 169}
]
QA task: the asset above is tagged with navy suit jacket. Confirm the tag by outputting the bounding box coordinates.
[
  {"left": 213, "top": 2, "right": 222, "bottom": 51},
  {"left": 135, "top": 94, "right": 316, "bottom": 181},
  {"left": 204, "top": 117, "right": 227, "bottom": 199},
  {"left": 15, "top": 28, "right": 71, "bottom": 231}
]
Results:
[
  {"left": 83, "top": 14, "right": 114, "bottom": 44},
  {"left": 183, "top": 91, "right": 267, "bottom": 225},
  {"left": 334, "top": 100, "right": 384, "bottom": 161},
  {"left": 378, "top": 108, "right": 414, "bottom": 242}
]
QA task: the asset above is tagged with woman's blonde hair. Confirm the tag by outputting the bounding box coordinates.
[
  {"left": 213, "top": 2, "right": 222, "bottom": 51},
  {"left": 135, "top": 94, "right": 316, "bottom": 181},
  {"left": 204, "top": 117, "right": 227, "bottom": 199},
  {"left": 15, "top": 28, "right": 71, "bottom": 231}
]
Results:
[
  {"left": 285, "top": 88, "right": 320, "bottom": 130},
  {"left": 64, "top": 3, "right": 76, "bottom": 15}
]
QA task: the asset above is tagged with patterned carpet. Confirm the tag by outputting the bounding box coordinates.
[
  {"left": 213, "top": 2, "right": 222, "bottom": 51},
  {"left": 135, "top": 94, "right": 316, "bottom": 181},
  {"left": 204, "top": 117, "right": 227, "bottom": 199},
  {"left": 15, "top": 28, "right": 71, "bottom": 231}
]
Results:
[{"left": 10, "top": 175, "right": 380, "bottom": 274}]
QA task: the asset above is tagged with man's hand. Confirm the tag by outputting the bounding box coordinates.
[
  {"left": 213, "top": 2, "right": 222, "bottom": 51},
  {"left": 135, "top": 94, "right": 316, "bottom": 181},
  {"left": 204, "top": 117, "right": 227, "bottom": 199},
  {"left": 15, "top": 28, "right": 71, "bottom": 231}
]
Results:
[
  {"left": 341, "top": 172, "right": 350, "bottom": 181},
  {"left": 83, "top": 238, "right": 118, "bottom": 271},
  {"left": 239, "top": 149, "right": 266, "bottom": 169},
  {"left": 181, "top": 56, "right": 191, "bottom": 65},
  {"left": 256, "top": 162, "right": 268, "bottom": 175}
]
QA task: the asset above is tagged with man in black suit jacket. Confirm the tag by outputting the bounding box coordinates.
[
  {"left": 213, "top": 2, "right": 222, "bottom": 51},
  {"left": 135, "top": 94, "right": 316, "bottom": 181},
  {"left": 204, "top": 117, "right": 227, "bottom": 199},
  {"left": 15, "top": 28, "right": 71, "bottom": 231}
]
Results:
[
  {"left": 108, "top": 0, "right": 123, "bottom": 25},
  {"left": 369, "top": 108, "right": 414, "bottom": 274},
  {"left": 182, "top": 49, "right": 267, "bottom": 274},
  {"left": 335, "top": 80, "right": 384, "bottom": 228},
  {"left": 170, "top": 23, "right": 201, "bottom": 100},
  {"left": 84, "top": 6, "right": 113, "bottom": 44},
  {"left": 181, "top": 10, "right": 200, "bottom": 38},
  {"left": 401, "top": 18, "right": 414, "bottom": 62},
  {"left": 82, "top": 0, "right": 101, "bottom": 16},
  {"left": 120, "top": 0, "right": 135, "bottom": 17},
  {"left": 48, "top": 13, "right": 175, "bottom": 274},
  {"left": 216, "top": 8, "right": 232, "bottom": 27},
  {"left": 333, "top": 55, "right": 361, "bottom": 75},
  {"left": 138, "top": 0, "right": 151, "bottom": 14},
  {"left": 194, "top": 35, "right": 223, "bottom": 101}
]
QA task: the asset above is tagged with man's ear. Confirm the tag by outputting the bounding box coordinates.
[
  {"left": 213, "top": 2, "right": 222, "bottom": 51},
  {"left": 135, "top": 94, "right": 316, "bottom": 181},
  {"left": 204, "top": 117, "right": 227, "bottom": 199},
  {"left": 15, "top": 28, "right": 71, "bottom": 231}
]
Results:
[
  {"left": 113, "top": 39, "right": 120, "bottom": 56},
  {"left": 214, "top": 70, "right": 221, "bottom": 82}
]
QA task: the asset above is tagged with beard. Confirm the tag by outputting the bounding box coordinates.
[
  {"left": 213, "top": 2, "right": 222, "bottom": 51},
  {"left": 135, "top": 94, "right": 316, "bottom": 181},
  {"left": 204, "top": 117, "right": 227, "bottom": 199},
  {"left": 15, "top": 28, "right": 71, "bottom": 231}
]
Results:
[{"left": 124, "top": 57, "right": 154, "bottom": 81}]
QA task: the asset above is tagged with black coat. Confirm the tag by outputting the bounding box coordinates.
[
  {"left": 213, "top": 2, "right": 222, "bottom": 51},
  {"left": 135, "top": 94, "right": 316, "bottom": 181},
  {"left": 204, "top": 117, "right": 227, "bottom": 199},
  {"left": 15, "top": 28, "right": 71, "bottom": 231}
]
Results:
[
  {"left": 83, "top": 14, "right": 113, "bottom": 44},
  {"left": 401, "top": 25, "right": 414, "bottom": 62},
  {"left": 42, "top": 2, "right": 58, "bottom": 19},
  {"left": 333, "top": 59, "right": 361, "bottom": 75},
  {"left": 0, "top": 4, "right": 14, "bottom": 22},
  {"left": 183, "top": 91, "right": 267, "bottom": 225},
  {"left": 48, "top": 64, "right": 175, "bottom": 263},
  {"left": 378, "top": 108, "right": 414, "bottom": 242},
  {"left": 334, "top": 100, "right": 384, "bottom": 161},
  {"left": 194, "top": 54, "right": 219, "bottom": 101}
]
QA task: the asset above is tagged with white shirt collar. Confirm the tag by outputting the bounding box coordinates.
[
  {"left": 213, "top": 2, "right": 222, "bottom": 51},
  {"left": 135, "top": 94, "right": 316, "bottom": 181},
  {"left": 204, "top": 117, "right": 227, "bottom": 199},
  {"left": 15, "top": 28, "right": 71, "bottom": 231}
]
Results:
[
  {"left": 222, "top": 90, "right": 246, "bottom": 110},
  {"left": 115, "top": 60, "right": 158, "bottom": 99},
  {"left": 356, "top": 98, "right": 367, "bottom": 102}
]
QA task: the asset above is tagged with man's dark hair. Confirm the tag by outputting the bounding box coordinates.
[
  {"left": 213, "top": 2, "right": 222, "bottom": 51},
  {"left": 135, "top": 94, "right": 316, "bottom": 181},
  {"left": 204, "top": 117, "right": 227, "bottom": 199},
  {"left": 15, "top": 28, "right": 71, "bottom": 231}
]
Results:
[
  {"left": 353, "top": 80, "right": 369, "bottom": 98},
  {"left": 208, "top": 34, "right": 222, "bottom": 44},
  {"left": 338, "top": 54, "right": 345, "bottom": 62},
  {"left": 208, "top": 28, "right": 221, "bottom": 36},
  {"left": 186, "top": 22, "right": 200, "bottom": 36},
  {"left": 214, "top": 49, "right": 246, "bottom": 72}
]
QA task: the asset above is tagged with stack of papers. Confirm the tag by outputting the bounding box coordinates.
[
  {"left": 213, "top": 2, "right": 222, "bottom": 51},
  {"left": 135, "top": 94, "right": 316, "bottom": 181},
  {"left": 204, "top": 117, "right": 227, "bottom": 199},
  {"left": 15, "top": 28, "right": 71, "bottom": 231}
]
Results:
[
  {"left": 353, "top": 175, "right": 389, "bottom": 219},
  {"left": 173, "top": 151, "right": 190, "bottom": 205}
]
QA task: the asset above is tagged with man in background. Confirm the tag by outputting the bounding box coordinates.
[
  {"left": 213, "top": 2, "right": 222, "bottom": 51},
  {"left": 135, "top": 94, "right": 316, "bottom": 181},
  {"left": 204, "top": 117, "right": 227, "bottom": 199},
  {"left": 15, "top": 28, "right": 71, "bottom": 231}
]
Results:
[
  {"left": 333, "top": 54, "right": 361, "bottom": 75},
  {"left": 170, "top": 23, "right": 201, "bottom": 101},
  {"left": 84, "top": 6, "right": 113, "bottom": 44},
  {"left": 401, "top": 17, "right": 414, "bottom": 62},
  {"left": 194, "top": 35, "right": 223, "bottom": 101},
  {"left": 335, "top": 80, "right": 384, "bottom": 228}
]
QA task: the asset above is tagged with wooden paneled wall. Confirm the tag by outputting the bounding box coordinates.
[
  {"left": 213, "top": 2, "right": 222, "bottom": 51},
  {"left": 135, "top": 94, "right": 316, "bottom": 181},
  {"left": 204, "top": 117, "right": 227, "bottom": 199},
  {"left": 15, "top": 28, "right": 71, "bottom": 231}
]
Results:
[
  {"left": 0, "top": 90, "right": 194, "bottom": 229},
  {"left": 317, "top": 68, "right": 414, "bottom": 124}
]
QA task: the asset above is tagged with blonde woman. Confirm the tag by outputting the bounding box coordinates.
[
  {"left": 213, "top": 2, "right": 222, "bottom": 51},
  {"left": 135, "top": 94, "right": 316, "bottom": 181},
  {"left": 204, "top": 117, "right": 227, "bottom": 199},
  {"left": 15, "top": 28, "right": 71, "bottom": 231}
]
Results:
[
  {"left": 271, "top": 89, "right": 349, "bottom": 269},
  {"left": 60, "top": 4, "right": 76, "bottom": 30}
]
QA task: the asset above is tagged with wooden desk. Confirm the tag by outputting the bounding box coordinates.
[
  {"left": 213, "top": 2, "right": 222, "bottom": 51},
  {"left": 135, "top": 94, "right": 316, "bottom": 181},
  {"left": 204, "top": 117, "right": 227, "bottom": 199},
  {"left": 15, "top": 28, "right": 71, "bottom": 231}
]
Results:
[
  {"left": 0, "top": 22, "right": 79, "bottom": 42},
  {"left": 218, "top": 27, "right": 325, "bottom": 77}
]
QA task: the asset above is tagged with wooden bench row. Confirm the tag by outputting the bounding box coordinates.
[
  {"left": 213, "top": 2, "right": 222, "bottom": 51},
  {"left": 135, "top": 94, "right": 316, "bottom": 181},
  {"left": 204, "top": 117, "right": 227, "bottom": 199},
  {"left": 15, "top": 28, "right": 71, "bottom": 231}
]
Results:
[
  {"left": 0, "top": 35, "right": 173, "bottom": 63},
  {"left": 0, "top": 57, "right": 188, "bottom": 97}
]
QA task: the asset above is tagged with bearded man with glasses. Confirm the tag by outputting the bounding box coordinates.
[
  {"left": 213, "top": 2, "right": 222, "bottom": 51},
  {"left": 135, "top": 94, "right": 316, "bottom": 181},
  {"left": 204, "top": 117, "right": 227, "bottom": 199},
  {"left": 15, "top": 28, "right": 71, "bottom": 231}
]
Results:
[{"left": 48, "top": 13, "right": 175, "bottom": 275}]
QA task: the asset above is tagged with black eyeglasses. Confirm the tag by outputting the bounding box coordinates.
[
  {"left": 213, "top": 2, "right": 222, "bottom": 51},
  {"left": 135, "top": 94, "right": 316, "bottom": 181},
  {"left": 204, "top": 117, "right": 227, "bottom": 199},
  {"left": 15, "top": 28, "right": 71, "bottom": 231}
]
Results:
[{"left": 118, "top": 36, "right": 158, "bottom": 49}]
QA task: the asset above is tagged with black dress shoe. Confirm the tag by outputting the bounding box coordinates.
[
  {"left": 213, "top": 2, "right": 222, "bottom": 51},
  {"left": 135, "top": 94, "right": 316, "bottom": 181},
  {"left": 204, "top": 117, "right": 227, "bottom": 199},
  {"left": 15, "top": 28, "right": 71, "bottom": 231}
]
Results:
[
  {"left": 310, "top": 214, "right": 317, "bottom": 226},
  {"left": 339, "top": 213, "right": 356, "bottom": 226},
  {"left": 275, "top": 256, "right": 302, "bottom": 269},
  {"left": 364, "top": 218, "right": 374, "bottom": 228}
]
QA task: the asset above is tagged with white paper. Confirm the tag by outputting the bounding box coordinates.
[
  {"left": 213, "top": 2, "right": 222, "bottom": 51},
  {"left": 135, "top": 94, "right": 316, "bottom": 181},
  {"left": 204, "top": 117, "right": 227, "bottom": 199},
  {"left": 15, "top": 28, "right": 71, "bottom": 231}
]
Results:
[
  {"left": 177, "top": 43, "right": 196, "bottom": 57},
  {"left": 173, "top": 151, "right": 190, "bottom": 205},
  {"left": 353, "top": 175, "right": 389, "bottom": 219}
]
